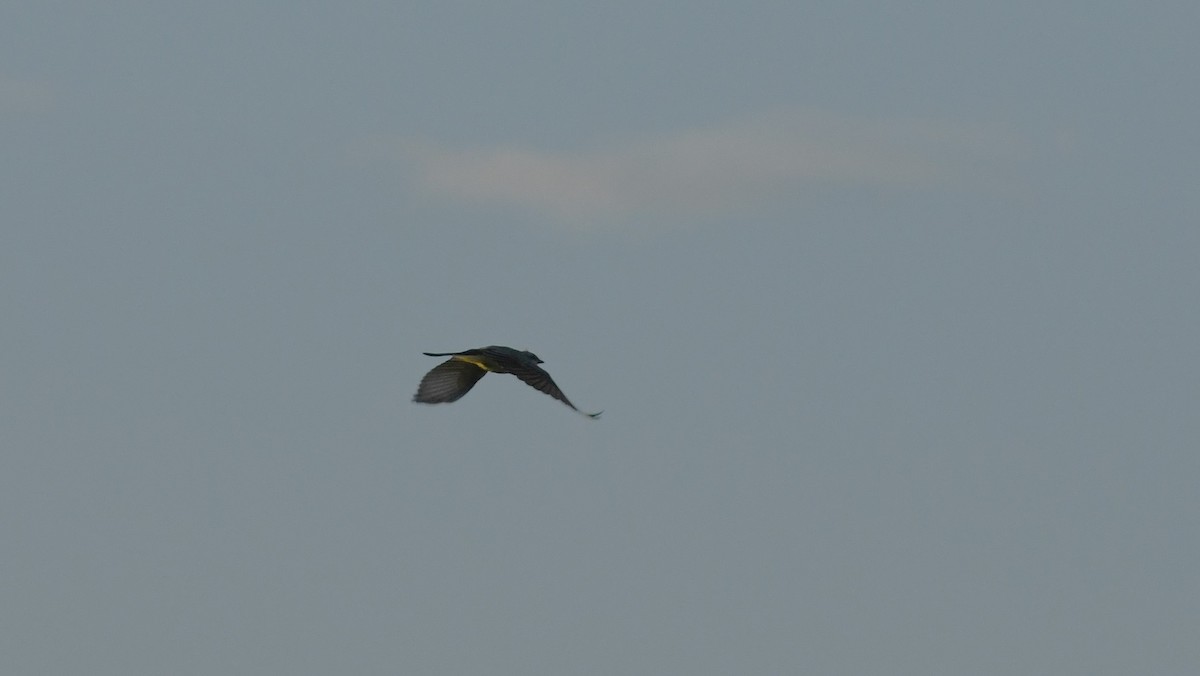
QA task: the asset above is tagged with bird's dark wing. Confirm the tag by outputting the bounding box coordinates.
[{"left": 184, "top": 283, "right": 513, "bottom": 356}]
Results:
[
  {"left": 422, "top": 349, "right": 480, "bottom": 357},
  {"left": 413, "top": 359, "right": 487, "bottom": 404},
  {"left": 509, "top": 363, "right": 602, "bottom": 418}
]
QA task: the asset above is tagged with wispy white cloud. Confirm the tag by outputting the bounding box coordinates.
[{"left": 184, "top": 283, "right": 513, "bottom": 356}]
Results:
[
  {"left": 0, "top": 77, "right": 55, "bottom": 113},
  {"left": 376, "top": 107, "right": 1025, "bottom": 225}
]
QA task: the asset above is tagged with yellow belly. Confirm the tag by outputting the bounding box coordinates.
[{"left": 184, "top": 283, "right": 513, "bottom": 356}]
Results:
[{"left": 452, "top": 354, "right": 494, "bottom": 371}]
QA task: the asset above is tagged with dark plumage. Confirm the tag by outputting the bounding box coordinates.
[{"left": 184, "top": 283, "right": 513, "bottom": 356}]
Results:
[{"left": 413, "top": 346, "right": 601, "bottom": 418}]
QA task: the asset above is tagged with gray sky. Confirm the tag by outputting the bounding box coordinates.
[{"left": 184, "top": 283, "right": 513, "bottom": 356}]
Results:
[{"left": 3, "top": 2, "right": 1198, "bottom": 674}]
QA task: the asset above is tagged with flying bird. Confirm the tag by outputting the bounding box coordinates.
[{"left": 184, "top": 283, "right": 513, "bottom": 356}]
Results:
[{"left": 413, "top": 345, "right": 601, "bottom": 418}]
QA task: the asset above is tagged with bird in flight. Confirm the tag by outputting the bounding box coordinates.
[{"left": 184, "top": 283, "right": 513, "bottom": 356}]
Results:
[{"left": 413, "top": 345, "right": 601, "bottom": 418}]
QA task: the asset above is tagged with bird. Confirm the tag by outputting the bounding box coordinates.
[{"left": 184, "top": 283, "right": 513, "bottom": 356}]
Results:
[{"left": 413, "top": 345, "right": 602, "bottom": 418}]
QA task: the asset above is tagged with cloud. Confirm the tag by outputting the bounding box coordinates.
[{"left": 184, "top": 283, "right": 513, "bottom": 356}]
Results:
[
  {"left": 380, "top": 108, "right": 1024, "bottom": 225},
  {"left": 0, "top": 77, "right": 55, "bottom": 113}
]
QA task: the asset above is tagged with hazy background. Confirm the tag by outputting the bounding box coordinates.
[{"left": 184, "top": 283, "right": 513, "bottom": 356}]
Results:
[{"left": 3, "top": 3, "right": 1197, "bottom": 674}]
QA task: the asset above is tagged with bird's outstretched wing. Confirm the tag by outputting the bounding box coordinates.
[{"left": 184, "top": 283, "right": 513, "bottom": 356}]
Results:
[
  {"left": 413, "top": 359, "right": 487, "bottom": 404},
  {"left": 509, "top": 363, "right": 602, "bottom": 418}
]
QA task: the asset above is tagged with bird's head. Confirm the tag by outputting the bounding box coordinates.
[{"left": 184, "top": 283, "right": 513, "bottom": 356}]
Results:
[{"left": 521, "top": 350, "right": 543, "bottom": 364}]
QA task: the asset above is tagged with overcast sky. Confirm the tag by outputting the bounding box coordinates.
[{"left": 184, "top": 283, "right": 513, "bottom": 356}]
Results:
[{"left": 3, "top": 3, "right": 1198, "bottom": 674}]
